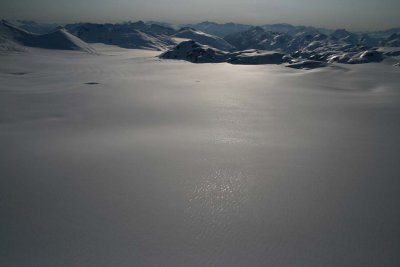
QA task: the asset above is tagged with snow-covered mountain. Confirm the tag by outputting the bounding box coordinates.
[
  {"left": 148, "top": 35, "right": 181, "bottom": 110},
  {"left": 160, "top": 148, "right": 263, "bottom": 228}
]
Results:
[
  {"left": 224, "top": 27, "right": 357, "bottom": 53},
  {"left": 64, "top": 21, "right": 240, "bottom": 52},
  {"left": 180, "top": 21, "right": 252, "bottom": 37},
  {"left": 364, "top": 27, "right": 400, "bottom": 39},
  {"left": 382, "top": 33, "right": 400, "bottom": 47},
  {"left": 2, "top": 19, "right": 399, "bottom": 68},
  {"left": 227, "top": 50, "right": 288, "bottom": 65},
  {"left": 181, "top": 22, "right": 400, "bottom": 46},
  {"left": 172, "top": 27, "right": 235, "bottom": 51},
  {"left": 222, "top": 25, "right": 400, "bottom": 65},
  {"left": 10, "top": 20, "right": 59, "bottom": 34},
  {"left": 179, "top": 22, "right": 330, "bottom": 38},
  {"left": 159, "top": 40, "right": 229, "bottom": 63},
  {"left": 160, "top": 41, "right": 290, "bottom": 66},
  {"left": 161, "top": 33, "right": 399, "bottom": 69},
  {"left": 224, "top": 27, "right": 277, "bottom": 51},
  {"left": 0, "top": 20, "right": 96, "bottom": 53},
  {"left": 224, "top": 26, "right": 324, "bottom": 53},
  {"left": 0, "top": 35, "right": 26, "bottom": 52},
  {"left": 261, "top": 23, "right": 326, "bottom": 36},
  {"left": 66, "top": 22, "right": 176, "bottom": 51}
]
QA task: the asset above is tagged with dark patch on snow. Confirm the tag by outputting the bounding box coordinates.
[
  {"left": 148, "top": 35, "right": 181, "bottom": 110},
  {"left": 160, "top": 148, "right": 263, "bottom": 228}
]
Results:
[
  {"left": 85, "top": 82, "right": 100, "bottom": 85},
  {"left": 287, "top": 60, "right": 328, "bottom": 69},
  {"left": 10, "top": 72, "right": 28, "bottom": 75}
]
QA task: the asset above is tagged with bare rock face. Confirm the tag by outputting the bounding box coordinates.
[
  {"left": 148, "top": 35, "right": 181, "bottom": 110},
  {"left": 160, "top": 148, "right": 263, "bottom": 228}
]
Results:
[
  {"left": 159, "top": 40, "right": 229, "bottom": 63},
  {"left": 286, "top": 60, "right": 328, "bottom": 69},
  {"left": 227, "top": 50, "right": 288, "bottom": 65}
]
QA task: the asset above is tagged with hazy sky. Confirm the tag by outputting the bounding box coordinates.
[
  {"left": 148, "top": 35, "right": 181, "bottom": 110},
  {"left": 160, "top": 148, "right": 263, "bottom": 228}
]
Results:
[{"left": 1, "top": 0, "right": 399, "bottom": 30}]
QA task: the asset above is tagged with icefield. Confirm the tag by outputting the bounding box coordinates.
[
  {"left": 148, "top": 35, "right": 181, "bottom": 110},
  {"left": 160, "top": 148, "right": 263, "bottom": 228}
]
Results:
[{"left": 1, "top": 27, "right": 400, "bottom": 266}]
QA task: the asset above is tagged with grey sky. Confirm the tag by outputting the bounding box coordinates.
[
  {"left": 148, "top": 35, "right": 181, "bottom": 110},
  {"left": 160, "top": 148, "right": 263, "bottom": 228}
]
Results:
[{"left": 0, "top": 0, "right": 399, "bottom": 30}]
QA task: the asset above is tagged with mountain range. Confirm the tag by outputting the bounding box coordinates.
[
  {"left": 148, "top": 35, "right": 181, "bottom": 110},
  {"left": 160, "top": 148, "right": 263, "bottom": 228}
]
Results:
[
  {"left": 1, "top": 19, "right": 399, "bottom": 69},
  {"left": 0, "top": 20, "right": 96, "bottom": 53}
]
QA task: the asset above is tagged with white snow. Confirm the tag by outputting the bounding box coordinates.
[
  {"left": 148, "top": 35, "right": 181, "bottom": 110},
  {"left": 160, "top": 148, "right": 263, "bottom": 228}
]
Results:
[{"left": 1, "top": 46, "right": 400, "bottom": 267}]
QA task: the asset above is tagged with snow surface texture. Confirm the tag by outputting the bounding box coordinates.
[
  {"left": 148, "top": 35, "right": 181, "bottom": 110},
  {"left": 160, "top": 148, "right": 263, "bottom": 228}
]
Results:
[
  {"left": 0, "top": 20, "right": 96, "bottom": 54},
  {"left": 1, "top": 46, "right": 400, "bottom": 267}
]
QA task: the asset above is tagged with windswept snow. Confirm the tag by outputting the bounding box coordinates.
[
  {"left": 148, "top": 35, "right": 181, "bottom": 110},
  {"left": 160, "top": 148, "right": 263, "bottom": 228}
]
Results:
[
  {"left": 1, "top": 47, "right": 400, "bottom": 267},
  {"left": 0, "top": 17, "right": 399, "bottom": 267}
]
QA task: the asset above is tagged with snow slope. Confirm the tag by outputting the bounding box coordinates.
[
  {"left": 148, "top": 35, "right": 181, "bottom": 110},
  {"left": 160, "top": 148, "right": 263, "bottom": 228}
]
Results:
[
  {"left": 1, "top": 47, "right": 400, "bottom": 267},
  {"left": 66, "top": 22, "right": 176, "bottom": 51},
  {"left": 0, "top": 20, "right": 96, "bottom": 53},
  {"left": 173, "top": 27, "right": 235, "bottom": 51},
  {"left": 0, "top": 36, "right": 26, "bottom": 52}
]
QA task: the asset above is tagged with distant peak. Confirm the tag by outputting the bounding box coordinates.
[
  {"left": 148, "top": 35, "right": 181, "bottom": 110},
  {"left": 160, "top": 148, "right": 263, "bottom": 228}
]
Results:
[
  {"left": 199, "top": 21, "right": 215, "bottom": 25},
  {"left": 248, "top": 26, "right": 265, "bottom": 32},
  {"left": 179, "top": 27, "right": 197, "bottom": 32},
  {"left": 132, "top": 20, "right": 145, "bottom": 26},
  {"left": 333, "top": 29, "right": 350, "bottom": 34},
  {"left": 1, "top": 19, "right": 13, "bottom": 26}
]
